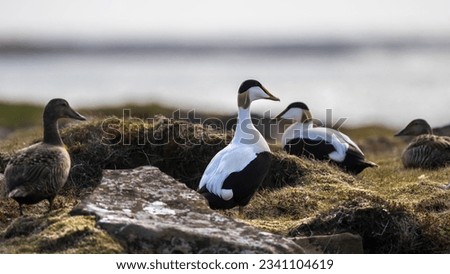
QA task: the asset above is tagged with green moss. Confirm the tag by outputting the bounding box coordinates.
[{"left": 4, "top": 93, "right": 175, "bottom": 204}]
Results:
[{"left": 0, "top": 209, "right": 123, "bottom": 254}]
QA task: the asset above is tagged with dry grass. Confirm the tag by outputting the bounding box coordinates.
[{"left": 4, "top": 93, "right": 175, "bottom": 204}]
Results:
[
  {"left": 235, "top": 130, "right": 450, "bottom": 253},
  {"left": 1, "top": 117, "right": 449, "bottom": 253},
  {"left": 0, "top": 208, "right": 123, "bottom": 253}
]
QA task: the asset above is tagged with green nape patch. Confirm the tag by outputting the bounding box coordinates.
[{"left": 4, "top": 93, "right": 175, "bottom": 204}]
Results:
[{"left": 0, "top": 209, "right": 123, "bottom": 254}]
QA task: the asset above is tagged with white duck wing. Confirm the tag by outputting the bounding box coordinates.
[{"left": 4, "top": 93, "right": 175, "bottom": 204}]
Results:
[
  {"left": 198, "top": 143, "right": 258, "bottom": 199},
  {"left": 301, "top": 127, "right": 350, "bottom": 162},
  {"left": 334, "top": 130, "right": 364, "bottom": 155}
]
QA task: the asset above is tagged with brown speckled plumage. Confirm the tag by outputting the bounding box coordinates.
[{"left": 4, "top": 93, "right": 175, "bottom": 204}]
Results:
[
  {"left": 5, "top": 98, "right": 86, "bottom": 215},
  {"left": 395, "top": 119, "right": 450, "bottom": 169}
]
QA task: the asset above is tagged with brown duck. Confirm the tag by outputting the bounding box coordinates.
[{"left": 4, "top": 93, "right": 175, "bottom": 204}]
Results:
[
  {"left": 395, "top": 119, "right": 450, "bottom": 169},
  {"left": 5, "top": 98, "right": 86, "bottom": 215}
]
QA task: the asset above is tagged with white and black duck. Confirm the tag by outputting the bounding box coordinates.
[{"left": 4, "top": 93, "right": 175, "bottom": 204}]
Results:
[
  {"left": 5, "top": 98, "right": 86, "bottom": 215},
  {"left": 275, "top": 102, "right": 377, "bottom": 174},
  {"left": 395, "top": 119, "right": 450, "bottom": 169},
  {"left": 198, "top": 79, "right": 280, "bottom": 210}
]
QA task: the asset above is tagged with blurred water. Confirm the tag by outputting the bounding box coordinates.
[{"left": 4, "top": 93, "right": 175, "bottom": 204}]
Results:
[{"left": 0, "top": 42, "right": 449, "bottom": 128}]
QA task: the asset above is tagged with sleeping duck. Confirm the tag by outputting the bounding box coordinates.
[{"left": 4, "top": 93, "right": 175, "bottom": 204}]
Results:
[
  {"left": 395, "top": 119, "right": 450, "bottom": 169},
  {"left": 275, "top": 102, "right": 377, "bottom": 174}
]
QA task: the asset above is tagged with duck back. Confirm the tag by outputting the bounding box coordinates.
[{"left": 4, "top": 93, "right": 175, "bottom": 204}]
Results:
[
  {"left": 284, "top": 138, "right": 335, "bottom": 161},
  {"left": 402, "top": 135, "right": 450, "bottom": 169},
  {"left": 5, "top": 143, "right": 71, "bottom": 205}
]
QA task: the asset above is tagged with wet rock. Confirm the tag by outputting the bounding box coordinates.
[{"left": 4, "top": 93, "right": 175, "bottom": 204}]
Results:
[
  {"left": 292, "top": 233, "right": 364, "bottom": 254},
  {"left": 71, "top": 166, "right": 304, "bottom": 254}
]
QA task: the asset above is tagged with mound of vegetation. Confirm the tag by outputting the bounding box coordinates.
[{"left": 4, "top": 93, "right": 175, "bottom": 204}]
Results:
[
  {"left": 0, "top": 208, "right": 123, "bottom": 253},
  {"left": 289, "top": 197, "right": 425, "bottom": 253},
  {"left": 35, "top": 115, "right": 348, "bottom": 192},
  {"left": 1, "top": 114, "right": 449, "bottom": 254},
  {"left": 59, "top": 115, "right": 231, "bottom": 190}
]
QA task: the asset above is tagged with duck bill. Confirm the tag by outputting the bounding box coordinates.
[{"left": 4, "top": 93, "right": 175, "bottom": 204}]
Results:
[
  {"left": 394, "top": 127, "right": 409, "bottom": 137},
  {"left": 67, "top": 108, "right": 87, "bottom": 121},
  {"left": 262, "top": 86, "right": 280, "bottom": 101}
]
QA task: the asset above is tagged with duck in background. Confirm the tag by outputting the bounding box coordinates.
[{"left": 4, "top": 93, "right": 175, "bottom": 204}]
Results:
[
  {"left": 198, "top": 79, "right": 279, "bottom": 212},
  {"left": 5, "top": 98, "right": 86, "bottom": 215},
  {"left": 395, "top": 119, "right": 450, "bottom": 169},
  {"left": 274, "top": 102, "right": 377, "bottom": 175}
]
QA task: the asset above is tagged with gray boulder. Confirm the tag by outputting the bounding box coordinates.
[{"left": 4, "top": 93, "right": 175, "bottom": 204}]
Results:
[{"left": 71, "top": 166, "right": 304, "bottom": 254}]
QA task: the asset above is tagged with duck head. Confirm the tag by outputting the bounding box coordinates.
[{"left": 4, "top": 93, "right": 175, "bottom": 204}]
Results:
[
  {"left": 395, "top": 119, "right": 433, "bottom": 137},
  {"left": 275, "top": 102, "right": 312, "bottom": 123},
  {"left": 44, "top": 98, "right": 86, "bottom": 121},
  {"left": 238, "top": 79, "right": 280, "bottom": 109}
]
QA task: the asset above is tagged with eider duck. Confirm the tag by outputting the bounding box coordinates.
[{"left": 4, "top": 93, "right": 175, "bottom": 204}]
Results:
[
  {"left": 275, "top": 102, "right": 377, "bottom": 174},
  {"left": 5, "top": 98, "right": 86, "bottom": 215},
  {"left": 198, "top": 79, "right": 280, "bottom": 211},
  {"left": 394, "top": 119, "right": 450, "bottom": 169}
]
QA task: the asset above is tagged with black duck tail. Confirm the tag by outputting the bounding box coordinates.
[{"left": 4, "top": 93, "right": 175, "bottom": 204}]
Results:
[
  {"left": 339, "top": 147, "right": 378, "bottom": 175},
  {"left": 198, "top": 187, "right": 239, "bottom": 210}
]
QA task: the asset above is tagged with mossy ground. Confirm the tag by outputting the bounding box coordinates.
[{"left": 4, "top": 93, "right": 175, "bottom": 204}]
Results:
[
  {"left": 0, "top": 105, "right": 449, "bottom": 253},
  {"left": 0, "top": 207, "right": 123, "bottom": 253}
]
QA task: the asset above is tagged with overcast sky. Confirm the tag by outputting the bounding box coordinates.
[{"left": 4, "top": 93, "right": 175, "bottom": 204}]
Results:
[{"left": 1, "top": 0, "right": 449, "bottom": 41}]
